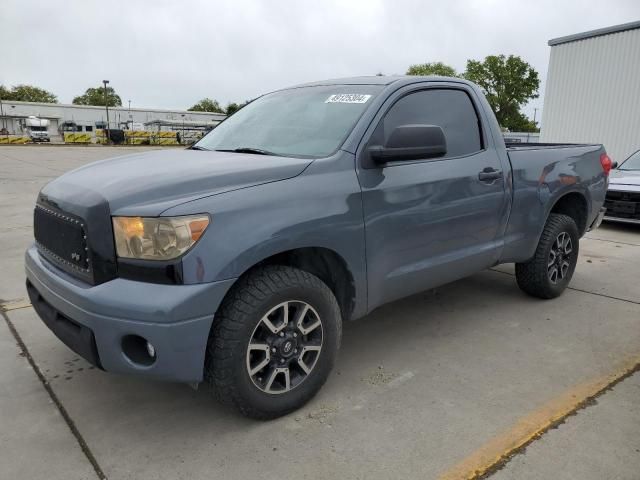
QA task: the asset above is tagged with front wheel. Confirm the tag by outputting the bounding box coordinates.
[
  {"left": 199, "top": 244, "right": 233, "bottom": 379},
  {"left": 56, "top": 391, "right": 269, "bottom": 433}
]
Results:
[
  {"left": 515, "top": 213, "right": 580, "bottom": 299},
  {"left": 204, "top": 265, "right": 342, "bottom": 419}
]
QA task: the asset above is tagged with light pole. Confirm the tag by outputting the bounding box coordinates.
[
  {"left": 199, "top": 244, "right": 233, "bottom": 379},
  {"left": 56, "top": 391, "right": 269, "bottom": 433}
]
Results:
[
  {"left": 126, "top": 99, "right": 133, "bottom": 134},
  {"left": 103, "top": 80, "right": 110, "bottom": 143},
  {"left": 181, "top": 114, "right": 185, "bottom": 144}
]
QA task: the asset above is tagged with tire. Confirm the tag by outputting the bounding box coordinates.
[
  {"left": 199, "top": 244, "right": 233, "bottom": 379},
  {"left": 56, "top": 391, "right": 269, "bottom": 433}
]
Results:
[
  {"left": 204, "top": 265, "right": 342, "bottom": 419},
  {"left": 515, "top": 213, "right": 579, "bottom": 299}
]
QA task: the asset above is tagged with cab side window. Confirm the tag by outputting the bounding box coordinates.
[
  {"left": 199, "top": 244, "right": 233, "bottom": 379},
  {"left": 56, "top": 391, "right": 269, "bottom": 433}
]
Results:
[{"left": 373, "top": 89, "right": 483, "bottom": 159}]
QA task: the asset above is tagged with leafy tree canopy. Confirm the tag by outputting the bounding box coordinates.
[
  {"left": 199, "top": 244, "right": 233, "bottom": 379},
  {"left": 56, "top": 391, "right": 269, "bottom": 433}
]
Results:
[
  {"left": 225, "top": 100, "right": 251, "bottom": 115},
  {"left": 406, "top": 62, "right": 458, "bottom": 77},
  {"left": 188, "top": 98, "right": 225, "bottom": 113},
  {"left": 463, "top": 54, "right": 539, "bottom": 131},
  {"left": 0, "top": 84, "right": 58, "bottom": 103},
  {"left": 73, "top": 86, "right": 122, "bottom": 107},
  {"left": 503, "top": 111, "right": 539, "bottom": 133}
]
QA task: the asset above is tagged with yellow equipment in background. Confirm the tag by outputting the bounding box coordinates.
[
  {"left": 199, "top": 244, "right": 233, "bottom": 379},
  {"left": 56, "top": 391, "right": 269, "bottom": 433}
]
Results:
[
  {"left": 0, "top": 136, "right": 30, "bottom": 144},
  {"left": 64, "top": 132, "right": 92, "bottom": 144},
  {"left": 94, "top": 129, "right": 179, "bottom": 145}
]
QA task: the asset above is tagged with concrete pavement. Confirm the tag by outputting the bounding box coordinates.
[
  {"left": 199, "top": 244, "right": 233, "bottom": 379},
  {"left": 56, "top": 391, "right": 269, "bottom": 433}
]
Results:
[
  {"left": 1, "top": 145, "right": 638, "bottom": 480},
  {"left": 0, "top": 314, "right": 96, "bottom": 480},
  {"left": 491, "top": 371, "right": 640, "bottom": 480}
]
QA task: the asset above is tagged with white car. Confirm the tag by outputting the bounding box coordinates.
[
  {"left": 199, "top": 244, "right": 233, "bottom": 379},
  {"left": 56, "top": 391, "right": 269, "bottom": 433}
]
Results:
[{"left": 605, "top": 149, "right": 640, "bottom": 225}]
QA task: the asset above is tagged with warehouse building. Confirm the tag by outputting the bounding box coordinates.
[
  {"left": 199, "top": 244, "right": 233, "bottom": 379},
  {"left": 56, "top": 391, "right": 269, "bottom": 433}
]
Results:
[
  {"left": 540, "top": 21, "right": 640, "bottom": 163},
  {"left": 0, "top": 100, "right": 226, "bottom": 142}
]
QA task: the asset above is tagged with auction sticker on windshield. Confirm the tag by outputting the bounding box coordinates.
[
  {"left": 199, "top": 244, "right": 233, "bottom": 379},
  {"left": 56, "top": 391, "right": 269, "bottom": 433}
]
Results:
[{"left": 325, "top": 94, "right": 372, "bottom": 104}]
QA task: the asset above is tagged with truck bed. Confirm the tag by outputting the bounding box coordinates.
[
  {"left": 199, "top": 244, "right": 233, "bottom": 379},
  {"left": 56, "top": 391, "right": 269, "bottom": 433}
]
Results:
[{"left": 500, "top": 142, "right": 607, "bottom": 264}]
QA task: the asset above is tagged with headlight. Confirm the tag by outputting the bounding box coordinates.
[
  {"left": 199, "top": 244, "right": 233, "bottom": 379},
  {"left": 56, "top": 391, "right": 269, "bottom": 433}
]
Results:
[{"left": 112, "top": 215, "right": 210, "bottom": 260}]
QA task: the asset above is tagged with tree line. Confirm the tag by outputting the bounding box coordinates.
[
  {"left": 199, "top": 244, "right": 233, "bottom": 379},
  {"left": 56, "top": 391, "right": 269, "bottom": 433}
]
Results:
[
  {"left": 0, "top": 84, "right": 248, "bottom": 116},
  {"left": 1, "top": 54, "right": 540, "bottom": 130}
]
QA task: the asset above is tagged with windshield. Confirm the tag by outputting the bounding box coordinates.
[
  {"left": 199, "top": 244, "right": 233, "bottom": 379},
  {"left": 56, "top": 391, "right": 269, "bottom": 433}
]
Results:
[
  {"left": 618, "top": 150, "right": 640, "bottom": 170},
  {"left": 194, "top": 85, "right": 382, "bottom": 158}
]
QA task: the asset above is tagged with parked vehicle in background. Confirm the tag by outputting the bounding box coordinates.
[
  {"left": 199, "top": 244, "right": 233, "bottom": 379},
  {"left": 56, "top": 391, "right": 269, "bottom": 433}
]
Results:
[
  {"left": 26, "top": 76, "right": 612, "bottom": 419},
  {"left": 604, "top": 149, "right": 640, "bottom": 225},
  {"left": 23, "top": 116, "right": 50, "bottom": 142}
]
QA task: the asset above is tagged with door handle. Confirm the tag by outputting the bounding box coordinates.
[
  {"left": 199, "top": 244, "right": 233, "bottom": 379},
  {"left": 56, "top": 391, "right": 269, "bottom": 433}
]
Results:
[{"left": 478, "top": 168, "right": 503, "bottom": 182}]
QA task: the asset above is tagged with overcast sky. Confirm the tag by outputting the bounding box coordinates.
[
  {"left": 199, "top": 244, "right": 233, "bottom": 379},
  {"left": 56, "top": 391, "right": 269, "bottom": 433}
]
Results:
[{"left": 2, "top": 0, "right": 639, "bottom": 118}]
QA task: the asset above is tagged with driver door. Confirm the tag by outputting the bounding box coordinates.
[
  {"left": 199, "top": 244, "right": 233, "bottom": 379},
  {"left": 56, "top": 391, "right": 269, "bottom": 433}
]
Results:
[{"left": 356, "top": 84, "right": 509, "bottom": 310}]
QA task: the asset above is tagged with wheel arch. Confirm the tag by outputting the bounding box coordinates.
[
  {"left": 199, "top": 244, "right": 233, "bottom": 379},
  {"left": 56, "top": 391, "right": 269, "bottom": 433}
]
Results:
[
  {"left": 548, "top": 190, "right": 590, "bottom": 236},
  {"left": 220, "top": 247, "right": 357, "bottom": 322}
]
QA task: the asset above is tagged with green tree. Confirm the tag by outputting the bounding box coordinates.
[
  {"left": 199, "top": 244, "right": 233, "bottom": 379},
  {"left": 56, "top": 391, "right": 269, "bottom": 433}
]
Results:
[
  {"left": 463, "top": 54, "right": 539, "bottom": 131},
  {"left": 225, "top": 102, "right": 241, "bottom": 115},
  {"left": 188, "top": 98, "right": 225, "bottom": 113},
  {"left": 73, "top": 86, "right": 122, "bottom": 106},
  {"left": 505, "top": 112, "right": 539, "bottom": 133},
  {"left": 406, "top": 62, "right": 458, "bottom": 77},
  {"left": 0, "top": 84, "right": 58, "bottom": 103},
  {"left": 225, "top": 100, "right": 251, "bottom": 115}
]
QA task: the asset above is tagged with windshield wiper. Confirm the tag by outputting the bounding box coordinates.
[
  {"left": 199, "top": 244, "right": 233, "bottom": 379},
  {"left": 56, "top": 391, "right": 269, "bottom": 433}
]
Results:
[
  {"left": 216, "top": 147, "right": 281, "bottom": 156},
  {"left": 189, "top": 145, "right": 210, "bottom": 151}
]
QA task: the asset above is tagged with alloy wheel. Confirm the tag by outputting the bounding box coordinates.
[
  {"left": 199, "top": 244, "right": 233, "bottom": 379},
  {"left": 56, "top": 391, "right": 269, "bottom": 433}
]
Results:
[
  {"left": 548, "top": 231, "right": 573, "bottom": 284},
  {"left": 246, "top": 300, "right": 323, "bottom": 394}
]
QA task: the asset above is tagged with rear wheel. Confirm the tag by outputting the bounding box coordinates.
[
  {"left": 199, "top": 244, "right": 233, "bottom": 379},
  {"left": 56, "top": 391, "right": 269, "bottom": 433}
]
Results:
[
  {"left": 204, "top": 265, "right": 341, "bottom": 419},
  {"left": 515, "top": 213, "right": 579, "bottom": 299}
]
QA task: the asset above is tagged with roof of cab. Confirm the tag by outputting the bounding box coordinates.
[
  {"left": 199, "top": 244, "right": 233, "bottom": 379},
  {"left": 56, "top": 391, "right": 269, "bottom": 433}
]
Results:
[{"left": 292, "top": 75, "right": 473, "bottom": 88}]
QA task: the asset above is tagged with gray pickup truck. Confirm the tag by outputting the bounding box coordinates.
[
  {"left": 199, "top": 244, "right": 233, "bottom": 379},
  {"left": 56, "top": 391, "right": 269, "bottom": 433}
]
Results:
[{"left": 26, "top": 76, "right": 612, "bottom": 419}]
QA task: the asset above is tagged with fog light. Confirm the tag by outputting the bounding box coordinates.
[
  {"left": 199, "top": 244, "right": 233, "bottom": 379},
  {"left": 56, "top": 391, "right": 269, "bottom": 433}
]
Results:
[
  {"left": 146, "top": 341, "right": 156, "bottom": 358},
  {"left": 121, "top": 335, "right": 157, "bottom": 366}
]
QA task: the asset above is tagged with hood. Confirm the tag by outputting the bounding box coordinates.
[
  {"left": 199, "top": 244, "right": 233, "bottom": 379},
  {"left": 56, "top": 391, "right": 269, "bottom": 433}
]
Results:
[
  {"left": 40, "top": 149, "right": 313, "bottom": 216},
  {"left": 609, "top": 169, "right": 640, "bottom": 191}
]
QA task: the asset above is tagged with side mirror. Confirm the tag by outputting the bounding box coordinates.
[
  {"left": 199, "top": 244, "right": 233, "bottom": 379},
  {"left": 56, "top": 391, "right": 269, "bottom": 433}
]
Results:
[{"left": 369, "top": 124, "right": 447, "bottom": 164}]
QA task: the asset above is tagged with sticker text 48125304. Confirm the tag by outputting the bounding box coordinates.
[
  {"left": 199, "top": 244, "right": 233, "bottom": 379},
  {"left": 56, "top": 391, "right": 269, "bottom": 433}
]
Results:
[{"left": 325, "top": 94, "right": 372, "bottom": 104}]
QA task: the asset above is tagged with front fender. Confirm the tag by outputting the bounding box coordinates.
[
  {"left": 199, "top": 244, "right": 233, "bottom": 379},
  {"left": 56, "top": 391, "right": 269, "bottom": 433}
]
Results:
[{"left": 163, "top": 153, "right": 368, "bottom": 319}]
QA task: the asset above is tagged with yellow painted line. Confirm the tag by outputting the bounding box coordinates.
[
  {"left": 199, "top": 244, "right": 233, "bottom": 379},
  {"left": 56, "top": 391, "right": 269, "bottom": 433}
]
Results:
[
  {"left": 438, "top": 355, "right": 640, "bottom": 480},
  {"left": 0, "top": 299, "right": 32, "bottom": 312}
]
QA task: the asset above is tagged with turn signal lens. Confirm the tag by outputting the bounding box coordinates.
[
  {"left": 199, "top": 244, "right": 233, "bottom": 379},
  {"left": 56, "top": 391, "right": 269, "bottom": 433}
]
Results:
[
  {"left": 112, "top": 214, "right": 210, "bottom": 260},
  {"left": 188, "top": 219, "right": 209, "bottom": 241}
]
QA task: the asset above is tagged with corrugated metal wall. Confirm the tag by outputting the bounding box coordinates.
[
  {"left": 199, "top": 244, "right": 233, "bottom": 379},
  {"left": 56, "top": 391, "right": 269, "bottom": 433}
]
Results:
[{"left": 541, "top": 27, "right": 640, "bottom": 163}]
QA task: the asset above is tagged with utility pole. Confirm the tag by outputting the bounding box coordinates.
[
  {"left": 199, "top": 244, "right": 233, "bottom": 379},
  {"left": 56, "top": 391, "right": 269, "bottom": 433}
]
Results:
[
  {"left": 532, "top": 108, "right": 540, "bottom": 143},
  {"left": 103, "top": 80, "right": 110, "bottom": 143},
  {"left": 181, "top": 114, "right": 185, "bottom": 145}
]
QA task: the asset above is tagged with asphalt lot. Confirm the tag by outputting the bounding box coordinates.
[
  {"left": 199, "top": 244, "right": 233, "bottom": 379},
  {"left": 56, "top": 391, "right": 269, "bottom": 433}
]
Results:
[{"left": 1, "top": 145, "right": 639, "bottom": 480}]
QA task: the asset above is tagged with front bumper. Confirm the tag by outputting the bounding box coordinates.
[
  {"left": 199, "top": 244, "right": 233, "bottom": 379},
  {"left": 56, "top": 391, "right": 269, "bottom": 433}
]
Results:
[{"left": 25, "top": 245, "right": 236, "bottom": 382}]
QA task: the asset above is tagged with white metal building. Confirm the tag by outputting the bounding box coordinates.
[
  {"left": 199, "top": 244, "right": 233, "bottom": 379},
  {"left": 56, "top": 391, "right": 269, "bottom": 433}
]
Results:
[
  {"left": 0, "top": 100, "right": 226, "bottom": 141},
  {"left": 540, "top": 21, "right": 640, "bottom": 163}
]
